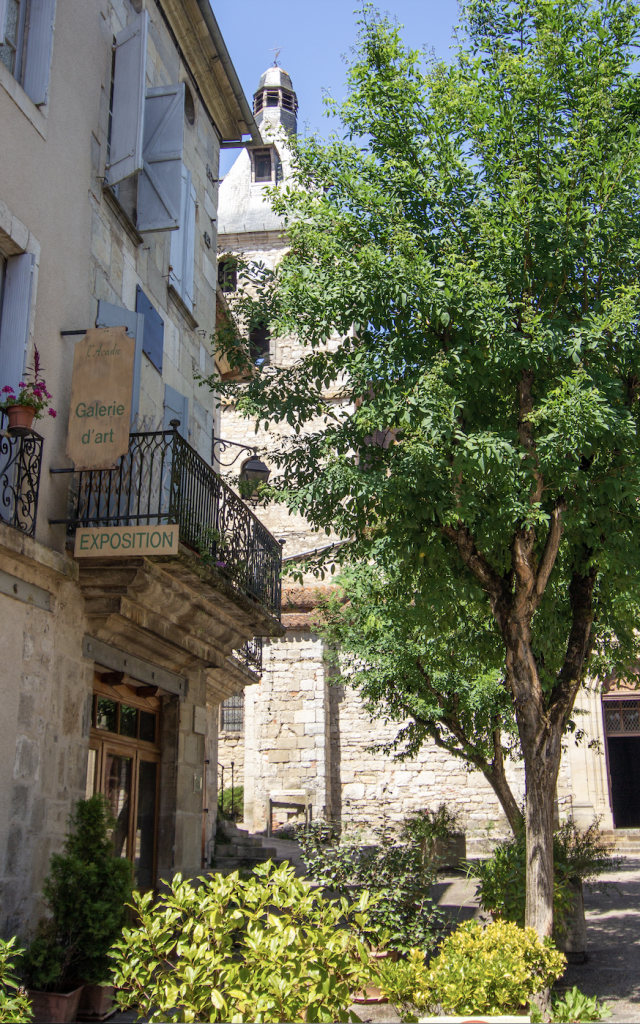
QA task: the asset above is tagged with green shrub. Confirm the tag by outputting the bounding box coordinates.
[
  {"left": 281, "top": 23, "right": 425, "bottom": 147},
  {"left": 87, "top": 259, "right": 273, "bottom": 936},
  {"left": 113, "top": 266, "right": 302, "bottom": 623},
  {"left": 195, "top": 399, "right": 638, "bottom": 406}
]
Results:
[
  {"left": 470, "top": 818, "right": 619, "bottom": 932},
  {"left": 110, "top": 860, "right": 375, "bottom": 1023},
  {"left": 550, "top": 986, "right": 612, "bottom": 1022},
  {"left": 0, "top": 938, "right": 33, "bottom": 1023},
  {"left": 297, "top": 818, "right": 447, "bottom": 954},
  {"left": 218, "top": 784, "right": 243, "bottom": 820},
  {"left": 23, "top": 795, "right": 133, "bottom": 990},
  {"left": 399, "top": 804, "right": 460, "bottom": 868},
  {"left": 378, "top": 920, "right": 566, "bottom": 1019}
]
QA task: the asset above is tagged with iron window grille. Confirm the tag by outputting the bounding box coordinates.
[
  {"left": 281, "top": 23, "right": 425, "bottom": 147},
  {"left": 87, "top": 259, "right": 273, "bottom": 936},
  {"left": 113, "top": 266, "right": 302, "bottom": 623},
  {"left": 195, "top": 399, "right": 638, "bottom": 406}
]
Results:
[
  {"left": 604, "top": 698, "right": 640, "bottom": 736},
  {"left": 220, "top": 692, "right": 244, "bottom": 733},
  {"left": 51, "top": 428, "right": 281, "bottom": 618}
]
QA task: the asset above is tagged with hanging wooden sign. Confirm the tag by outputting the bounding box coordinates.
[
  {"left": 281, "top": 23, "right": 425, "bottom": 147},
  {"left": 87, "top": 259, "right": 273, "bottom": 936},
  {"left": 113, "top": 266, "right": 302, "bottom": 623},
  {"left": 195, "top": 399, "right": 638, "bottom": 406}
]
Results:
[{"left": 66, "top": 327, "right": 135, "bottom": 470}]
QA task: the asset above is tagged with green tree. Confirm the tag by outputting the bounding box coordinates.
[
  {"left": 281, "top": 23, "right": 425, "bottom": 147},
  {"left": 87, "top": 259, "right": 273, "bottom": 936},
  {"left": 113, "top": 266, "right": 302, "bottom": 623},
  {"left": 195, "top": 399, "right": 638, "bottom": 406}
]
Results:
[{"left": 205, "top": 0, "right": 640, "bottom": 940}]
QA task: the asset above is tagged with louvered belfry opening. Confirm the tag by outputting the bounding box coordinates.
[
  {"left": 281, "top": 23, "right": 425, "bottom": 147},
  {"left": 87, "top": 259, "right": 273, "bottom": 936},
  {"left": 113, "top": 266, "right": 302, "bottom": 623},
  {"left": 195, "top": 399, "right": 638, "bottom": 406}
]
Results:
[{"left": 603, "top": 694, "right": 640, "bottom": 828}]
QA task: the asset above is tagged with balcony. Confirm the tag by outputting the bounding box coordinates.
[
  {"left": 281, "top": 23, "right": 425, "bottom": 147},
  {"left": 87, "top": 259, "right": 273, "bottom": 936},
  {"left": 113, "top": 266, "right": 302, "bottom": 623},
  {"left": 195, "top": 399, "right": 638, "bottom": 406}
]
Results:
[
  {"left": 0, "top": 425, "right": 43, "bottom": 537},
  {"left": 51, "top": 428, "right": 281, "bottom": 619}
]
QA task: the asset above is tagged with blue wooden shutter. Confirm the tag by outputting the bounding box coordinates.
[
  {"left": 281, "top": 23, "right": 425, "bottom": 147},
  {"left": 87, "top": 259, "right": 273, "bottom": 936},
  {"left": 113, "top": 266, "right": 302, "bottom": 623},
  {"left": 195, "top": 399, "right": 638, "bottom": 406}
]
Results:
[
  {"left": 183, "top": 180, "right": 197, "bottom": 311},
  {"left": 22, "top": 0, "right": 56, "bottom": 106},
  {"left": 107, "top": 11, "right": 148, "bottom": 186},
  {"left": 95, "top": 300, "right": 144, "bottom": 427},
  {"left": 0, "top": 253, "right": 34, "bottom": 397},
  {"left": 163, "top": 385, "right": 188, "bottom": 439},
  {"left": 0, "top": 2, "right": 8, "bottom": 47},
  {"left": 137, "top": 83, "right": 184, "bottom": 233},
  {"left": 169, "top": 166, "right": 189, "bottom": 297},
  {"left": 135, "top": 286, "right": 164, "bottom": 375}
]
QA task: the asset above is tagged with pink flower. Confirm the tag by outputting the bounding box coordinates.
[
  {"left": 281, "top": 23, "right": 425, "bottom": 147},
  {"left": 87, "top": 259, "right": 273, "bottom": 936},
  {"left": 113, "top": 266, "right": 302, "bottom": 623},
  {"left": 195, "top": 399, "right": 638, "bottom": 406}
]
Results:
[
  {"left": 48, "top": 408, "right": 57, "bottom": 418},
  {"left": 2, "top": 386, "right": 15, "bottom": 394},
  {"left": 18, "top": 383, "right": 26, "bottom": 389}
]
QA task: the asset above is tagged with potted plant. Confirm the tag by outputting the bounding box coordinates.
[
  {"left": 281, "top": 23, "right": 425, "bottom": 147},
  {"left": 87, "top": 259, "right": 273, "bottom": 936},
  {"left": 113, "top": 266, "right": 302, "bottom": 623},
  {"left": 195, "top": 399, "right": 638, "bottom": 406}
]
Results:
[
  {"left": 0, "top": 347, "right": 56, "bottom": 433},
  {"left": 22, "top": 795, "right": 133, "bottom": 1023}
]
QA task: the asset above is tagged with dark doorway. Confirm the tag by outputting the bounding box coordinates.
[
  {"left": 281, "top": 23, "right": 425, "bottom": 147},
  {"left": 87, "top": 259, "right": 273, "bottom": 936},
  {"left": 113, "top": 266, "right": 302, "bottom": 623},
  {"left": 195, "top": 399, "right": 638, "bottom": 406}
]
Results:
[{"left": 607, "top": 735, "right": 640, "bottom": 828}]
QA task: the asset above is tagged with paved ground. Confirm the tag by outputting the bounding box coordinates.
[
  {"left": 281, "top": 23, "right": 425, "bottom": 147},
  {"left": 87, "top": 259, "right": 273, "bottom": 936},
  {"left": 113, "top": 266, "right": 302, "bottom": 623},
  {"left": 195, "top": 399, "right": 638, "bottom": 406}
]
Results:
[
  {"left": 104, "top": 857, "right": 640, "bottom": 1023},
  {"left": 560, "top": 856, "right": 640, "bottom": 1022}
]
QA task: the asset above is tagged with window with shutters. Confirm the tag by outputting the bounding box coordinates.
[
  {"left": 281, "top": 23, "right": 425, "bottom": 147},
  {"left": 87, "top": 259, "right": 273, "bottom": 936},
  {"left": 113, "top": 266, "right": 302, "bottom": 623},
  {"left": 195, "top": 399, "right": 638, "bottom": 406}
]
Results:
[
  {"left": 0, "top": 0, "right": 57, "bottom": 106},
  {"left": 106, "top": 12, "right": 185, "bottom": 236}
]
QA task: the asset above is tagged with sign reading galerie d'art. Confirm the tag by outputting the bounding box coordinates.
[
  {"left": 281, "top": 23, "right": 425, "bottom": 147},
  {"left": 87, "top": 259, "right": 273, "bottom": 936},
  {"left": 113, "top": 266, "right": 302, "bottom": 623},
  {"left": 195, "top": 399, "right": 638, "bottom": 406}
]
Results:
[
  {"left": 66, "top": 327, "right": 180, "bottom": 559},
  {"left": 66, "top": 326, "right": 134, "bottom": 470}
]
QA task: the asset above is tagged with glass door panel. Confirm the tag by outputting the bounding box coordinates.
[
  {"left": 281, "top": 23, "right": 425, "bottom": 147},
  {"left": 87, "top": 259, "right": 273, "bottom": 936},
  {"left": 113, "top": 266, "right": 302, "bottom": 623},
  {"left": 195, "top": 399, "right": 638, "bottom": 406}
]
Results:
[
  {"left": 85, "top": 748, "right": 98, "bottom": 800},
  {"left": 105, "top": 752, "right": 133, "bottom": 858},
  {"left": 135, "top": 760, "right": 158, "bottom": 888}
]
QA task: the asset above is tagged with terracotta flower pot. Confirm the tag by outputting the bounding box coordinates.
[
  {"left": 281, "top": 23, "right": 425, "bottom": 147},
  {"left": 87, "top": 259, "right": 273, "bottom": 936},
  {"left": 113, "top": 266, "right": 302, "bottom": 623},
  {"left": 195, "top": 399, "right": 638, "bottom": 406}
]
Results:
[
  {"left": 77, "top": 983, "right": 115, "bottom": 1020},
  {"left": 27, "top": 985, "right": 83, "bottom": 1023},
  {"left": 5, "top": 404, "right": 36, "bottom": 432},
  {"left": 351, "top": 949, "right": 398, "bottom": 1004}
]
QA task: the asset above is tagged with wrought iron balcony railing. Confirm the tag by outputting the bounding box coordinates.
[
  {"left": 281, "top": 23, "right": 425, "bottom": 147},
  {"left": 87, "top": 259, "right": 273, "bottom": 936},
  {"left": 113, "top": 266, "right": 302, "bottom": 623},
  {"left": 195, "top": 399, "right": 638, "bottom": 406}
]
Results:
[
  {"left": 0, "top": 425, "right": 43, "bottom": 538},
  {"left": 236, "top": 636, "right": 263, "bottom": 675},
  {"left": 51, "top": 429, "right": 281, "bottom": 618}
]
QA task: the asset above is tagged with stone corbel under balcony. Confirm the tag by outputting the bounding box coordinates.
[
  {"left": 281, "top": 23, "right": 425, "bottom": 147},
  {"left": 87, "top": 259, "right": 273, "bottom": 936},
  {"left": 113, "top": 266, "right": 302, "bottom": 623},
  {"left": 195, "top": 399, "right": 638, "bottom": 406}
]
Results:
[{"left": 78, "top": 544, "right": 284, "bottom": 702}]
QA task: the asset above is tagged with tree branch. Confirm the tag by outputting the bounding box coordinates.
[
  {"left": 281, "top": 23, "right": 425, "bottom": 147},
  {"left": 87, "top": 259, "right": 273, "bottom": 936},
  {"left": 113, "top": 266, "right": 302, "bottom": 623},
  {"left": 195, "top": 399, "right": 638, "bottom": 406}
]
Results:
[
  {"left": 533, "top": 500, "right": 567, "bottom": 608},
  {"left": 548, "top": 564, "right": 597, "bottom": 729},
  {"left": 414, "top": 660, "right": 522, "bottom": 832},
  {"left": 442, "top": 524, "right": 509, "bottom": 616}
]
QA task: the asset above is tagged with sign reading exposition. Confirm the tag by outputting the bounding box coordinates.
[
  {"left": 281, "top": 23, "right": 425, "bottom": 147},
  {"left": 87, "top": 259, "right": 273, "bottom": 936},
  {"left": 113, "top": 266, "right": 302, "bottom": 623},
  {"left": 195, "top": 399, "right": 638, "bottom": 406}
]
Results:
[
  {"left": 74, "top": 524, "right": 180, "bottom": 558},
  {"left": 66, "top": 326, "right": 135, "bottom": 470}
]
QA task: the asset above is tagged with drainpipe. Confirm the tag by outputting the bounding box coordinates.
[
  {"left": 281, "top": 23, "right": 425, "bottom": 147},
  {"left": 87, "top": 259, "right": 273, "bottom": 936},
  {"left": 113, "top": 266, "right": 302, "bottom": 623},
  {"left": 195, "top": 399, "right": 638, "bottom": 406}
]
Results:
[{"left": 194, "top": 0, "right": 262, "bottom": 147}]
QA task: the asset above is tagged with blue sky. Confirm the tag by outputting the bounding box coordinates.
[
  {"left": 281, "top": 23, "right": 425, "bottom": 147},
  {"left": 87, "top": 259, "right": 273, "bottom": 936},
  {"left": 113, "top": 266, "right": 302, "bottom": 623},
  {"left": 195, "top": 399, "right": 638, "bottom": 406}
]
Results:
[{"left": 212, "top": 1, "right": 461, "bottom": 176}]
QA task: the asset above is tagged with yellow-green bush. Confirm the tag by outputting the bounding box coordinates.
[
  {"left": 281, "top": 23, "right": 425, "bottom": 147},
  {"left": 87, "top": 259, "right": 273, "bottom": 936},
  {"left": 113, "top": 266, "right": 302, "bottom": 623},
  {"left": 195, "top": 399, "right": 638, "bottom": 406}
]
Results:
[
  {"left": 109, "top": 861, "right": 375, "bottom": 1023},
  {"left": 377, "top": 920, "right": 566, "bottom": 1019}
]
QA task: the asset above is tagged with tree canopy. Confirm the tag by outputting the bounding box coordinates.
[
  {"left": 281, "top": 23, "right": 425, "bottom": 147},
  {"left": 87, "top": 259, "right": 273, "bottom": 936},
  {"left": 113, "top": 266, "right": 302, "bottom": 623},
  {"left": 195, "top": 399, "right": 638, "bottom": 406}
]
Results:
[{"left": 207, "top": 0, "right": 640, "bottom": 937}]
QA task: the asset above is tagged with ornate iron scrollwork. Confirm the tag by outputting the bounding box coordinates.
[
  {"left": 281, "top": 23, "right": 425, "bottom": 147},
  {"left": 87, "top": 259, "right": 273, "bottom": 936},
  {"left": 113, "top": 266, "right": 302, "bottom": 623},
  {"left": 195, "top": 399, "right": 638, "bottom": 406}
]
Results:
[
  {"left": 0, "top": 428, "right": 43, "bottom": 537},
  {"left": 51, "top": 429, "right": 282, "bottom": 618}
]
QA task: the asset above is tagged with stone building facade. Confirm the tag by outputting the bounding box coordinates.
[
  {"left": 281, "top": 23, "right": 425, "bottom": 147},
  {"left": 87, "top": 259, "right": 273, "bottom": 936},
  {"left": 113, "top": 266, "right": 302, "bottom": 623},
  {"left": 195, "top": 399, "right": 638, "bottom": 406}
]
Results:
[
  {"left": 218, "top": 63, "right": 632, "bottom": 847},
  {"left": 0, "top": 0, "right": 283, "bottom": 938}
]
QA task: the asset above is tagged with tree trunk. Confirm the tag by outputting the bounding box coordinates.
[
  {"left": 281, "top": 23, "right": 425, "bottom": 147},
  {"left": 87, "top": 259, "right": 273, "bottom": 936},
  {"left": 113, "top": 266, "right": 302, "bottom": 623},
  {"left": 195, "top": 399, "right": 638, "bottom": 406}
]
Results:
[{"left": 523, "top": 758, "right": 557, "bottom": 937}]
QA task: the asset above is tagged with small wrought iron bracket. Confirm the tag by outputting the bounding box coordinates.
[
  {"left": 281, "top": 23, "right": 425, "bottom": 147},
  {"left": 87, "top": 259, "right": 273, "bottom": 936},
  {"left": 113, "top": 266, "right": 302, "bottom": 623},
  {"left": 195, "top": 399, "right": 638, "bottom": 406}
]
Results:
[{"left": 212, "top": 434, "right": 257, "bottom": 467}]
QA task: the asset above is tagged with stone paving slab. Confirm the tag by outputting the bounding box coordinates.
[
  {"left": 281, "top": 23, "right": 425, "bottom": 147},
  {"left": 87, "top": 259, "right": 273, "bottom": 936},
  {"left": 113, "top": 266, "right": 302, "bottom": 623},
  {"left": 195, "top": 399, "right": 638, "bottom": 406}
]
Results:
[{"left": 559, "top": 856, "right": 640, "bottom": 1022}]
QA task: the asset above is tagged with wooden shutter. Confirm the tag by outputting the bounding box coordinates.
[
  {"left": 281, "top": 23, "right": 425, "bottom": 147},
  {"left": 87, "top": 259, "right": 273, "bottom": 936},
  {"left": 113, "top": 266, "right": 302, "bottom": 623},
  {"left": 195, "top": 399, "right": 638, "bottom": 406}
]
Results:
[
  {"left": 107, "top": 11, "right": 148, "bottom": 186},
  {"left": 137, "top": 83, "right": 184, "bottom": 233},
  {"left": 163, "top": 384, "right": 188, "bottom": 439},
  {"left": 0, "top": 253, "right": 34, "bottom": 397},
  {"left": 135, "top": 286, "right": 164, "bottom": 375},
  {"left": 169, "top": 166, "right": 189, "bottom": 298},
  {"left": 183, "top": 180, "right": 197, "bottom": 311},
  {"left": 22, "top": 0, "right": 56, "bottom": 105},
  {"left": 0, "top": 1, "right": 8, "bottom": 46},
  {"left": 95, "top": 300, "right": 144, "bottom": 427}
]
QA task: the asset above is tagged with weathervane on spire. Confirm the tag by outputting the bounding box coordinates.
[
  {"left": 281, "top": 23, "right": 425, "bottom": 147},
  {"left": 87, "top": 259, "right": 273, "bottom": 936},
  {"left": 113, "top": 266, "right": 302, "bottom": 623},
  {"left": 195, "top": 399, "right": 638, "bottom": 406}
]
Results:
[{"left": 269, "top": 44, "right": 282, "bottom": 67}]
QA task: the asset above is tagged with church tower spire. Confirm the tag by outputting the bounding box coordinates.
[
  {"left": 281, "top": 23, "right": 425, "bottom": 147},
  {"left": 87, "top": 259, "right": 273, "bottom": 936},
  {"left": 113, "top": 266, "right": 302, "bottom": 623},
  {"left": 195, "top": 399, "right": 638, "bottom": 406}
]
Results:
[{"left": 253, "top": 65, "right": 298, "bottom": 136}]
